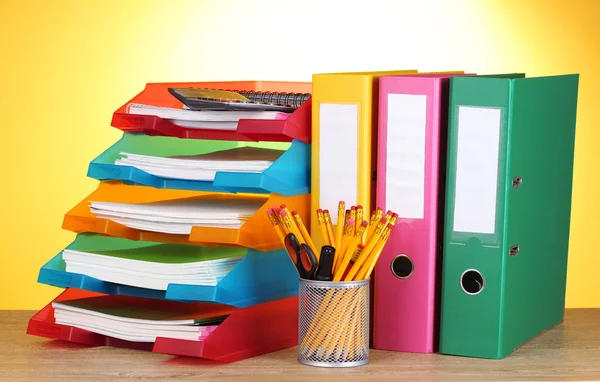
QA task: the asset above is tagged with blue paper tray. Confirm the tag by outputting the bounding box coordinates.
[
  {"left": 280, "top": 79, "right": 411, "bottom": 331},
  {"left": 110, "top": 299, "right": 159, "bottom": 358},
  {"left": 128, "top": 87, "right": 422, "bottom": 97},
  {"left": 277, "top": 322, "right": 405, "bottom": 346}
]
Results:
[
  {"left": 38, "top": 235, "right": 299, "bottom": 308},
  {"left": 87, "top": 132, "right": 310, "bottom": 196}
]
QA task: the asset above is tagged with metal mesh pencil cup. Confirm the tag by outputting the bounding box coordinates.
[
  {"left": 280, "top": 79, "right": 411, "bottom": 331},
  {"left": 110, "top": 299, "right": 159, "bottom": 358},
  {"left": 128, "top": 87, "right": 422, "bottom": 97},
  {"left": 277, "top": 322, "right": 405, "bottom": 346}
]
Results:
[{"left": 297, "top": 278, "right": 369, "bottom": 367}]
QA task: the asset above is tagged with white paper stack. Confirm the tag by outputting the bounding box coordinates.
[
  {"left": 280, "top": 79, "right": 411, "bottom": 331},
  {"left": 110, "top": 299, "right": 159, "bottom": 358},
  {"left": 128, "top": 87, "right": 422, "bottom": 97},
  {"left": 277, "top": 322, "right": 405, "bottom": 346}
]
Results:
[
  {"left": 62, "top": 249, "right": 243, "bottom": 290},
  {"left": 52, "top": 295, "right": 232, "bottom": 342},
  {"left": 89, "top": 198, "right": 265, "bottom": 234},
  {"left": 126, "top": 103, "right": 290, "bottom": 130},
  {"left": 114, "top": 146, "right": 283, "bottom": 181}
]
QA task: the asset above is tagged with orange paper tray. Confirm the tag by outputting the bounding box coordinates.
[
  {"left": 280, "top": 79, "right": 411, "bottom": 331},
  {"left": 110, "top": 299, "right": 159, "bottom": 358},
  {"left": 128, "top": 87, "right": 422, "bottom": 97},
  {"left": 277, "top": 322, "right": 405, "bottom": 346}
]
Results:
[{"left": 63, "top": 181, "right": 310, "bottom": 252}]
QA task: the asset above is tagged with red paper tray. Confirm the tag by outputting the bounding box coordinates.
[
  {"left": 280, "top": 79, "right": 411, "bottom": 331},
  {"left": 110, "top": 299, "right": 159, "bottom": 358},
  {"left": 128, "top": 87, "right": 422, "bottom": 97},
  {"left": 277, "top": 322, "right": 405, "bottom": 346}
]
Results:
[
  {"left": 111, "top": 81, "right": 312, "bottom": 143},
  {"left": 27, "top": 289, "right": 298, "bottom": 363}
]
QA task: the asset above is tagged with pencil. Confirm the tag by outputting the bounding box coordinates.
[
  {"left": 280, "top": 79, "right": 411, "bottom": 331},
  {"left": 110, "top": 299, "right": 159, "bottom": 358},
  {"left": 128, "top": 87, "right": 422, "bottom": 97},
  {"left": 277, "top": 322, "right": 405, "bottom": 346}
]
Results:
[
  {"left": 280, "top": 204, "right": 302, "bottom": 236},
  {"left": 346, "top": 244, "right": 365, "bottom": 273},
  {"left": 316, "top": 209, "right": 331, "bottom": 246},
  {"left": 335, "top": 218, "right": 354, "bottom": 271},
  {"left": 355, "top": 205, "right": 363, "bottom": 236},
  {"left": 384, "top": 209, "right": 393, "bottom": 224},
  {"left": 323, "top": 209, "right": 336, "bottom": 248},
  {"left": 332, "top": 220, "right": 367, "bottom": 280},
  {"left": 265, "top": 208, "right": 286, "bottom": 245},
  {"left": 344, "top": 217, "right": 386, "bottom": 281},
  {"left": 279, "top": 210, "right": 304, "bottom": 244},
  {"left": 292, "top": 210, "right": 318, "bottom": 257},
  {"left": 389, "top": 212, "right": 398, "bottom": 226},
  {"left": 334, "top": 201, "right": 345, "bottom": 249},
  {"left": 366, "top": 207, "right": 383, "bottom": 242},
  {"left": 355, "top": 223, "right": 394, "bottom": 280}
]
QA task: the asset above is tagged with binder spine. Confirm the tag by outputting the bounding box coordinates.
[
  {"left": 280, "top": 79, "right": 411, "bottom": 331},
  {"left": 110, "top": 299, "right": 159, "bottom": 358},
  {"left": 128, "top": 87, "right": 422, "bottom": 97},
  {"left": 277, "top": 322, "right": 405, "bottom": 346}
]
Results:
[
  {"left": 374, "top": 77, "right": 447, "bottom": 354},
  {"left": 439, "top": 77, "right": 513, "bottom": 359}
]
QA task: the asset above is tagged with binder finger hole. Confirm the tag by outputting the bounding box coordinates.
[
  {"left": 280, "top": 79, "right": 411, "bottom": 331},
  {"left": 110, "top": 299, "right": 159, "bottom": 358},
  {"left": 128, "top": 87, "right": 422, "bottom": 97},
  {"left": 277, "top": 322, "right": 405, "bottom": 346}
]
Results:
[
  {"left": 391, "top": 255, "right": 414, "bottom": 279},
  {"left": 460, "top": 269, "right": 484, "bottom": 295}
]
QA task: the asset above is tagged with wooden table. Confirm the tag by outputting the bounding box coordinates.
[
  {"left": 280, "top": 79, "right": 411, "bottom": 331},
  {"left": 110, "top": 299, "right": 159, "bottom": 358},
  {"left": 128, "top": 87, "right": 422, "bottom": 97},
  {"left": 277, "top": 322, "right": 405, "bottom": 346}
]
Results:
[{"left": 1, "top": 309, "right": 599, "bottom": 381}]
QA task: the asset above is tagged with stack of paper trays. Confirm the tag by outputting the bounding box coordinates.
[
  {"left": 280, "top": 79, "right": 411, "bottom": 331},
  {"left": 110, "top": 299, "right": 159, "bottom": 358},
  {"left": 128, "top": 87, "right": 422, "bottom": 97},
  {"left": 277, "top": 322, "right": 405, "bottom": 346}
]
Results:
[{"left": 27, "top": 80, "right": 313, "bottom": 363}]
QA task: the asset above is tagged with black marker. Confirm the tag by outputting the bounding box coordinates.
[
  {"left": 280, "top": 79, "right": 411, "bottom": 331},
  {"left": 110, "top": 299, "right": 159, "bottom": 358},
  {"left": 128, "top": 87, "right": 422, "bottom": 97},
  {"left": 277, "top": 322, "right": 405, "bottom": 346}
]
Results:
[{"left": 314, "top": 246, "right": 335, "bottom": 281}]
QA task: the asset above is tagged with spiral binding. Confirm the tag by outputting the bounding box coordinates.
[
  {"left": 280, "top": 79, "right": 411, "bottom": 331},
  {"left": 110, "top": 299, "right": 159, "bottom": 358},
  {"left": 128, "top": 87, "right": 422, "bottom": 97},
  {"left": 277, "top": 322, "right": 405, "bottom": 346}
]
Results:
[{"left": 237, "top": 91, "right": 311, "bottom": 109}]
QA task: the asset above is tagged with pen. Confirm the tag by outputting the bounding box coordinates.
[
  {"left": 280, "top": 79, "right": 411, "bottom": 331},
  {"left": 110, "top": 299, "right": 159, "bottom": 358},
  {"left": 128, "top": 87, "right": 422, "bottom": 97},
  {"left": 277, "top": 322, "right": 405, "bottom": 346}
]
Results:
[{"left": 314, "top": 246, "right": 335, "bottom": 281}]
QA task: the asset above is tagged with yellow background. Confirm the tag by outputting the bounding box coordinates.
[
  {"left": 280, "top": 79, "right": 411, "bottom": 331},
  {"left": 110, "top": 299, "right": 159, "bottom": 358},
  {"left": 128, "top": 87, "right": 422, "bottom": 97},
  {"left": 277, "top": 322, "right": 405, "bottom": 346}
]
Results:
[{"left": 0, "top": 0, "right": 598, "bottom": 309}]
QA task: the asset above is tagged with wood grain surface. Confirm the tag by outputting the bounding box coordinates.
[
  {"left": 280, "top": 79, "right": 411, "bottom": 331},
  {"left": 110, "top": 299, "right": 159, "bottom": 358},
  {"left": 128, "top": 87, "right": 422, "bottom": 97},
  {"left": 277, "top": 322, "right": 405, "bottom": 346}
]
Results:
[{"left": 1, "top": 309, "right": 599, "bottom": 381}]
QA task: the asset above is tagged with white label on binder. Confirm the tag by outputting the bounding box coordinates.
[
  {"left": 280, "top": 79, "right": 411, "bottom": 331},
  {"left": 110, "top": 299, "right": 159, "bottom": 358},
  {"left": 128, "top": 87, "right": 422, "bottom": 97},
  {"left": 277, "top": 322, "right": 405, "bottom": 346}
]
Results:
[
  {"left": 386, "top": 94, "right": 427, "bottom": 220},
  {"left": 319, "top": 103, "right": 358, "bottom": 225},
  {"left": 453, "top": 106, "right": 501, "bottom": 234}
]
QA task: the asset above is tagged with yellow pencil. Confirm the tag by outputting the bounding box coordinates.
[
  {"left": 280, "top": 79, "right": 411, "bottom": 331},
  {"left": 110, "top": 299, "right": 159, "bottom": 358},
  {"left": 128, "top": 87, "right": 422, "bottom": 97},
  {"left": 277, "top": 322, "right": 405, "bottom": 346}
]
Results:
[
  {"left": 333, "top": 220, "right": 368, "bottom": 281},
  {"left": 335, "top": 219, "right": 354, "bottom": 271},
  {"left": 292, "top": 210, "right": 318, "bottom": 257},
  {"left": 265, "top": 208, "right": 286, "bottom": 245},
  {"left": 344, "top": 217, "right": 386, "bottom": 281},
  {"left": 316, "top": 209, "right": 331, "bottom": 246},
  {"left": 279, "top": 209, "right": 304, "bottom": 244},
  {"left": 355, "top": 223, "right": 394, "bottom": 280},
  {"left": 366, "top": 207, "right": 383, "bottom": 243},
  {"left": 323, "top": 209, "right": 336, "bottom": 248},
  {"left": 389, "top": 212, "right": 398, "bottom": 226},
  {"left": 355, "top": 205, "right": 363, "bottom": 237},
  {"left": 384, "top": 209, "right": 393, "bottom": 224},
  {"left": 280, "top": 204, "right": 302, "bottom": 234},
  {"left": 334, "top": 201, "right": 345, "bottom": 250}
]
